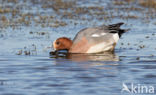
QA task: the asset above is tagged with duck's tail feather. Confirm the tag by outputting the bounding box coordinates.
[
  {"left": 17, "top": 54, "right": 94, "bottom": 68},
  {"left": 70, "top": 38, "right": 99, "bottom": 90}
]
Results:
[
  {"left": 108, "top": 22, "right": 124, "bottom": 29},
  {"left": 108, "top": 22, "right": 129, "bottom": 37},
  {"left": 117, "top": 29, "right": 129, "bottom": 37}
]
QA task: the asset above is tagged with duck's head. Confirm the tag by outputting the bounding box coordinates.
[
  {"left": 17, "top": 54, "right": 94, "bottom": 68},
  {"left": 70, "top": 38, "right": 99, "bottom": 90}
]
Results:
[{"left": 53, "top": 37, "right": 73, "bottom": 52}]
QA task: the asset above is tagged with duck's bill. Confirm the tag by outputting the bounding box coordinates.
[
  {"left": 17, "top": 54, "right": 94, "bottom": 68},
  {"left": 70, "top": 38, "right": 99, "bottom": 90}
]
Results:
[{"left": 49, "top": 49, "right": 68, "bottom": 55}]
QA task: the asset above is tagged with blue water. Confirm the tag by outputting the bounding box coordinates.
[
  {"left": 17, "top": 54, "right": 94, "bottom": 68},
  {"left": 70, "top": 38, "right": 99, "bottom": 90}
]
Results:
[{"left": 0, "top": 55, "right": 156, "bottom": 95}]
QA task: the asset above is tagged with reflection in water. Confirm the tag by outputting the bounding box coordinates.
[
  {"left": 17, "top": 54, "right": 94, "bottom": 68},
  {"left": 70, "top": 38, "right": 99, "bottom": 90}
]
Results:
[
  {"left": 50, "top": 51, "right": 119, "bottom": 62},
  {"left": 49, "top": 51, "right": 120, "bottom": 76},
  {"left": 66, "top": 53, "right": 119, "bottom": 62}
]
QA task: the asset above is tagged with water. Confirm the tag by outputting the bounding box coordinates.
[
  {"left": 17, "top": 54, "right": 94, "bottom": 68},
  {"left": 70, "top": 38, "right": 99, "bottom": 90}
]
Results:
[
  {"left": 0, "top": 0, "right": 156, "bottom": 95},
  {"left": 0, "top": 55, "right": 156, "bottom": 95}
]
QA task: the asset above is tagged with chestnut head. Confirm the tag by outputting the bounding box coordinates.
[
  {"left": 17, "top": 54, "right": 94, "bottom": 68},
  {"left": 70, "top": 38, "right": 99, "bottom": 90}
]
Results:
[{"left": 53, "top": 37, "right": 72, "bottom": 51}]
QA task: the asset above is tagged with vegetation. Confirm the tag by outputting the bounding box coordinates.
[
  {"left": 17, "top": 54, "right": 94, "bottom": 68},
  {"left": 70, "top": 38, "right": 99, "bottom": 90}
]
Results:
[{"left": 0, "top": 0, "right": 155, "bottom": 29}]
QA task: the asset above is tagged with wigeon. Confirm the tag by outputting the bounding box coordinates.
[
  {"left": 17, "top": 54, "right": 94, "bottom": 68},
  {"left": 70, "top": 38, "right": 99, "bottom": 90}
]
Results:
[{"left": 53, "top": 22, "right": 128, "bottom": 53}]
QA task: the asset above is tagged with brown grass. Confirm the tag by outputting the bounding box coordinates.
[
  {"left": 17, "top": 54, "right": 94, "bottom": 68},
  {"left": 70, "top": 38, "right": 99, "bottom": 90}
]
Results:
[
  {"left": 0, "top": 0, "right": 156, "bottom": 29},
  {"left": 139, "top": 0, "right": 156, "bottom": 9},
  {"left": 113, "top": 1, "right": 125, "bottom": 5}
]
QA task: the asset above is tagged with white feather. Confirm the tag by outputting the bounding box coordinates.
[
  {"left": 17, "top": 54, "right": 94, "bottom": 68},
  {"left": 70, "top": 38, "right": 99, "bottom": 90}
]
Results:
[
  {"left": 87, "top": 42, "right": 113, "bottom": 53},
  {"left": 101, "top": 33, "right": 107, "bottom": 36},
  {"left": 91, "top": 34, "right": 100, "bottom": 37},
  {"left": 113, "top": 33, "right": 119, "bottom": 43}
]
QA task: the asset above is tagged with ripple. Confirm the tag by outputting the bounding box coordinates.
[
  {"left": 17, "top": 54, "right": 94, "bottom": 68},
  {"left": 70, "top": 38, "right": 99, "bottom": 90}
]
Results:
[
  {"left": 144, "top": 74, "right": 156, "bottom": 78},
  {"left": 142, "top": 65, "right": 156, "bottom": 69}
]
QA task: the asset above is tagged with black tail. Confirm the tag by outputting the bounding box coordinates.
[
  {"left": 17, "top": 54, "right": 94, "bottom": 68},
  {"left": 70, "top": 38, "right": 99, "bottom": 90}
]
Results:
[
  {"left": 108, "top": 22, "right": 129, "bottom": 37},
  {"left": 108, "top": 22, "right": 124, "bottom": 29}
]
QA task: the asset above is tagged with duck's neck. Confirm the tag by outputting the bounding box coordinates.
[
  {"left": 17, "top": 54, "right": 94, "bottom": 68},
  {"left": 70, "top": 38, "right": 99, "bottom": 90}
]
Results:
[{"left": 64, "top": 38, "right": 73, "bottom": 50}]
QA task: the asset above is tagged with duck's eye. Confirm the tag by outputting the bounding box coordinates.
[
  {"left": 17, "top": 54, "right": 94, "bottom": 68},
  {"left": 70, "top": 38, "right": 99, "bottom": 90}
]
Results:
[{"left": 56, "top": 41, "right": 60, "bottom": 45}]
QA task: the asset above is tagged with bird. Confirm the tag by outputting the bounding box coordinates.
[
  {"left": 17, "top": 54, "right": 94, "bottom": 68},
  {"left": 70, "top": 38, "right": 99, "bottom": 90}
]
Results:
[{"left": 53, "top": 22, "right": 128, "bottom": 53}]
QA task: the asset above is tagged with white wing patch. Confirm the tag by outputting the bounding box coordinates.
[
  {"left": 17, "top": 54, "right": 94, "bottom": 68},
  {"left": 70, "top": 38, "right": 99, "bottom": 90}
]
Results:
[
  {"left": 92, "top": 33, "right": 108, "bottom": 37},
  {"left": 101, "top": 33, "right": 107, "bottom": 36},
  {"left": 91, "top": 34, "right": 100, "bottom": 37}
]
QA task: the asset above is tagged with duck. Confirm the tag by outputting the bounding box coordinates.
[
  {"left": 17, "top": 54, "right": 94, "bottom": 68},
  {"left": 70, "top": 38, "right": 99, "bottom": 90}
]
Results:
[{"left": 53, "top": 22, "right": 128, "bottom": 53}]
